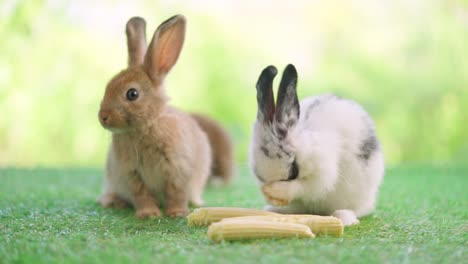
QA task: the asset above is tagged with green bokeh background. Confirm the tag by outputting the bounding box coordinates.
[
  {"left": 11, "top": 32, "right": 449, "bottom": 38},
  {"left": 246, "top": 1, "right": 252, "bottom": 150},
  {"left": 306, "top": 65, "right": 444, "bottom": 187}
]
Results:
[{"left": 0, "top": 0, "right": 467, "bottom": 167}]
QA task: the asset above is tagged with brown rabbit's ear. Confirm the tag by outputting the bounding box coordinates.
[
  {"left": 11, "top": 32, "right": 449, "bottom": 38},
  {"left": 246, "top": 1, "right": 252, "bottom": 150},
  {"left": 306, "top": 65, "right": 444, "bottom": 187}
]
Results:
[
  {"left": 256, "top": 65, "right": 278, "bottom": 124},
  {"left": 143, "top": 15, "right": 186, "bottom": 82},
  {"left": 275, "top": 64, "right": 300, "bottom": 130},
  {"left": 126, "top": 17, "right": 147, "bottom": 67}
]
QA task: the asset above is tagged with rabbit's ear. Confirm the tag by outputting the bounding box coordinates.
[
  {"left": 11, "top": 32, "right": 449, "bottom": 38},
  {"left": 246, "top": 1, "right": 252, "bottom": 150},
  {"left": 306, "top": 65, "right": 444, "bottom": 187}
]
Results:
[
  {"left": 275, "top": 64, "right": 300, "bottom": 130},
  {"left": 126, "top": 17, "right": 147, "bottom": 67},
  {"left": 143, "top": 15, "right": 186, "bottom": 82},
  {"left": 256, "top": 65, "right": 278, "bottom": 124}
]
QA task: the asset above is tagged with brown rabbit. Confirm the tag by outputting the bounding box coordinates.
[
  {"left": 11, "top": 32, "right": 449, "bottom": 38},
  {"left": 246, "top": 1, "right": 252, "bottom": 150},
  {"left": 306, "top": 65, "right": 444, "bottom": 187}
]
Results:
[{"left": 97, "top": 15, "right": 232, "bottom": 218}]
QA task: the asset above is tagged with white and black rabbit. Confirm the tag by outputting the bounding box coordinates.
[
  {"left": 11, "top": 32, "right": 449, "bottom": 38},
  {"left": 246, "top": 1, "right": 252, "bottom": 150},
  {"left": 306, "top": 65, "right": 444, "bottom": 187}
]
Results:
[{"left": 249, "top": 64, "right": 384, "bottom": 226}]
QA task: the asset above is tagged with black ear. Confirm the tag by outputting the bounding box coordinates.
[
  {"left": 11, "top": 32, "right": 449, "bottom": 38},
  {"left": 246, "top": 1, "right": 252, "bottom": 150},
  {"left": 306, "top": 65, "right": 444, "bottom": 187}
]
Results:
[
  {"left": 256, "top": 65, "right": 278, "bottom": 124},
  {"left": 275, "top": 64, "right": 300, "bottom": 132}
]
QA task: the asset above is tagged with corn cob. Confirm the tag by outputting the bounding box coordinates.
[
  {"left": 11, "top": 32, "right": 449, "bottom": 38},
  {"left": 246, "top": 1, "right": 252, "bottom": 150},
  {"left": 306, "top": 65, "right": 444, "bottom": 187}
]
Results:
[
  {"left": 220, "top": 214, "right": 343, "bottom": 237},
  {"left": 187, "top": 207, "right": 277, "bottom": 226},
  {"left": 207, "top": 219, "right": 315, "bottom": 242}
]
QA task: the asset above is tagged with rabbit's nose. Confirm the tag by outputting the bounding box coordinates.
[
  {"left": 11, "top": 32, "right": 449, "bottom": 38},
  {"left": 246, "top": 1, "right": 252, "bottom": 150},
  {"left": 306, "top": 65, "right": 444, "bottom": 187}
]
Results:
[{"left": 99, "top": 110, "right": 110, "bottom": 125}]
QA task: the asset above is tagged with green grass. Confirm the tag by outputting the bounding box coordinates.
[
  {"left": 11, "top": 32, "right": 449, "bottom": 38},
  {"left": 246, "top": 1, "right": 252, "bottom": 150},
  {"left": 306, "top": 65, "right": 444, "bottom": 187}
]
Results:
[{"left": 0, "top": 166, "right": 466, "bottom": 264}]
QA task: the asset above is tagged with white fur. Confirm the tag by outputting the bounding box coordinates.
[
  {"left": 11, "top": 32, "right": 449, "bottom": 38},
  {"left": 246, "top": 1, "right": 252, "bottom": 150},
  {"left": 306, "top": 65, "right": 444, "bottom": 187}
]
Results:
[{"left": 250, "top": 94, "right": 385, "bottom": 225}]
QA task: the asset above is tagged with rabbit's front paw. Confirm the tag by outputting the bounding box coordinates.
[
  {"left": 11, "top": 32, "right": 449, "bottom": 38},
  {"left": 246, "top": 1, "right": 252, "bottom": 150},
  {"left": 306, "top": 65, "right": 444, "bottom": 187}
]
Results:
[
  {"left": 332, "top": 209, "right": 360, "bottom": 226},
  {"left": 166, "top": 207, "right": 190, "bottom": 218},
  {"left": 262, "top": 182, "right": 292, "bottom": 206},
  {"left": 136, "top": 206, "right": 162, "bottom": 218}
]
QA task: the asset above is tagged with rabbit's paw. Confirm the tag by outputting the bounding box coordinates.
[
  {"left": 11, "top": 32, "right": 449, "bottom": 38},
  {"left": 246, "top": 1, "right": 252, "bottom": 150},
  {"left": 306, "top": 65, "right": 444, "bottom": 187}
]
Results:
[
  {"left": 332, "top": 209, "right": 360, "bottom": 226},
  {"left": 262, "top": 182, "right": 292, "bottom": 206},
  {"left": 166, "top": 207, "right": 190, "bottom": 218},
  {"left": 136, "top": 206, "right": 162, "bottom": 218}
]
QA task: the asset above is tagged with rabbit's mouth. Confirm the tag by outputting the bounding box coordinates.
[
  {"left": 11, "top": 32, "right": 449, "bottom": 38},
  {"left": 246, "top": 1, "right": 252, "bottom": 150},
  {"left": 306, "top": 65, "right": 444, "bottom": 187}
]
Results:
[
  {"left": 103, "top": 127, "right": 128, "bottom": 134},
  {"left": 100, "top": 121, "right": 131, "bottom": 134},
  {"left": 98, "top": 109, "right": 131, "bottom": 132}
]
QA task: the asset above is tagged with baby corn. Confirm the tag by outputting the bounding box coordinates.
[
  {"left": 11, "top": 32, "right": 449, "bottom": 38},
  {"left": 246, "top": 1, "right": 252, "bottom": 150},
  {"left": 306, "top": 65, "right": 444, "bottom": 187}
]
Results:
[
  {"left": 187, "top": 207, "right": 277, "bottom": 226},
  {"left": 207, "top": 219, "right": 315, "bottom": 242},
  {"left": 220, "top": 215, "right": 344, "bottom": 237}
]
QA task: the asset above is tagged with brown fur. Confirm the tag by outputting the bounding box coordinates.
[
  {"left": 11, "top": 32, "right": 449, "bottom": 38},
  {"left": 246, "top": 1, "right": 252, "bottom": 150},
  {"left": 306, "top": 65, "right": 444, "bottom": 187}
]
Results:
[
  {"left": 97, "top": 15, "right": 214, "bottom": 218},
  {"left": 126, "top": 17, "right": 147, "bottom": 67},
  {"left": 190, "top": 113, "right": 234, "bottom": 184}
]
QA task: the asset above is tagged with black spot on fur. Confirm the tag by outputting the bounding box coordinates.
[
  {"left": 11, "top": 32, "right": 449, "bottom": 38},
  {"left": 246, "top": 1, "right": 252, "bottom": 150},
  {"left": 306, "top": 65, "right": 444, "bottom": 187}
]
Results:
[
  {"left": 304, "top": 94, "right": 342, "bottom": 120},
  {"left": 278, "top": 144, "right": 291, "bottom": 158},
  {"left": 286, "top": 119, "right": 296, "bottom": 128},
  {"left": 261, "top": 145, "right": 286, "bottom": 160},
  {"left": 304, "top": 99, "right": 321, "bottom": 120},
  {"left": 275, "top": 126, "right": 288, "bottom": 139},
  {"left": 358, "top": 133, "right": 378, "bottom": 162},
  {"left": 261, "top": 146, "right": 273, "bottom": 158}
]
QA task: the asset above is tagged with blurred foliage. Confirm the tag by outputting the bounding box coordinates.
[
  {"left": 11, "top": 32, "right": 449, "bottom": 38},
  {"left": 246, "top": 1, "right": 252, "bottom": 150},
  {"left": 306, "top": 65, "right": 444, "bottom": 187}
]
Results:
[{"left": 0, "top": 0, "right": 467, "bottom": 167}]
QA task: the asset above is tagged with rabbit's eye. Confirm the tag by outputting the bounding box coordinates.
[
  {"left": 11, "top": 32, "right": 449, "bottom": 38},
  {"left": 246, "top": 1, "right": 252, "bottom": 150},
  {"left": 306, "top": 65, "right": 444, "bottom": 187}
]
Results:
[
  {"left": 288, "top": 160, "right": 299, "bottom": 180},
  {"left": 126, "top": 88, "right": 139, "bottom": 101}
]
